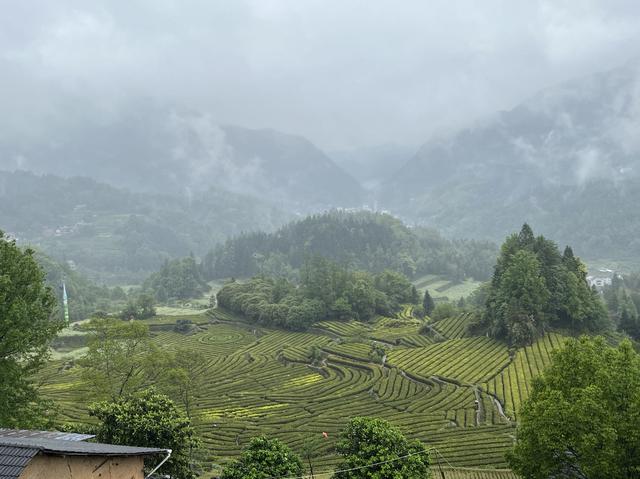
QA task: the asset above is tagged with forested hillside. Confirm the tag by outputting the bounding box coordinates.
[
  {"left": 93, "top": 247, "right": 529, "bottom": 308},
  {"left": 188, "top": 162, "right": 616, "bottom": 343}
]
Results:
[
  {"left": 0, "top": 171, "right": 289, "bottom": 282},
  {"left": 0, "top": 106, "right": 363, "bottom": 210},
  {"left": 201, "top": 211, "right": 497, "bottom": 282},
  {"left": 381, "top": 62, "right": 640, "bottom": 261}
]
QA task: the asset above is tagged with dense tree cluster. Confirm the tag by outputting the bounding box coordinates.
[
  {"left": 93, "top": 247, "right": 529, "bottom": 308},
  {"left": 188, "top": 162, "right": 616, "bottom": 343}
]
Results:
[
  {"left": 143, "top": 256, "right": 209, "bottom": 301},
  {"left": 119, "top": 294, "right": 156, "bottom": 320},
  {"left": 477, "top": 224, "right": 608, "bottom": 345},
  {"left": 508, "top": 336, "right": 640, "bottom": 478},
  {"left": 202, "top": 211, "right": 497, "bottom": 282},
  {"left": 217, "top": 258, "right": 417, "bottom": 330},
  {"left": 603, "top": 273, "right": 640, "bottom": 339}
]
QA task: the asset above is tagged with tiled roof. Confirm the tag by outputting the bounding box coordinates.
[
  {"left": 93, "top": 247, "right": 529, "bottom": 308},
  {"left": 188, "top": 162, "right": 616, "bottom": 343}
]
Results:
[
  {"left": 0, "top": 437, "right": 165, "bottom": 457},
  {"left": 0, "top": 429, "right": 94, "bottom": 442},
  {"left": 0, "top": 445, "right": 38, "bottom": 479}
]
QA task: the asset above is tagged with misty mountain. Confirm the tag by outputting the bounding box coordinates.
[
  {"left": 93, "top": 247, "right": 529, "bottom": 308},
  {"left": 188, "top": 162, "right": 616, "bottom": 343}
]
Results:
[
  {"left": 0, "top": 171, "right": 290, "bottom": 283},
  {"left": 330, "top": 143, "right": 416, "bottom": 190},
  {"left": 381, "top": 62, "right": 640, "bottom": 260},
  {"left": 0, "top": 104, "right": 363, "bottom": 211}
]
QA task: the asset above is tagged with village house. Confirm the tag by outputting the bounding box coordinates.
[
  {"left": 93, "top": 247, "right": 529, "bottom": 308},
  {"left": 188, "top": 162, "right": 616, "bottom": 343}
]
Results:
[{"left": 0, "top": 429, "right": 169, "bottom": 479}]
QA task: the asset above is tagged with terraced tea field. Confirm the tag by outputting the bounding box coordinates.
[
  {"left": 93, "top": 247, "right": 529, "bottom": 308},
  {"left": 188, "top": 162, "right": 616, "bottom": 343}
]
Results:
[
  {"left": 41, "top": 308, "right": 567, "bottom": 477},
  {"left": 413, "top": 275, "right": 482, "bottom": 301}
]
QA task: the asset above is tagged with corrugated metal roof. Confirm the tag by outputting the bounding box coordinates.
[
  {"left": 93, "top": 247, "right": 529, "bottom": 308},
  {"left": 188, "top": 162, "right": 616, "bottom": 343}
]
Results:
[
  {"left": 0, "top": 437, "right": 166, "bottom": 457},
  {"left": 0, "top": 445, "right": 38, "bottom": 479},
  {"left": 0, "top": 429, "right": 95, "bottom": 442}
]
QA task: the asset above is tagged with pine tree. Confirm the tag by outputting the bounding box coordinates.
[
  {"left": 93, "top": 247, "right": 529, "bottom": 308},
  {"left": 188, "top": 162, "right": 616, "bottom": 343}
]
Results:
[{"left": 422, "top": 289, "right": 435, "bottom": 316}]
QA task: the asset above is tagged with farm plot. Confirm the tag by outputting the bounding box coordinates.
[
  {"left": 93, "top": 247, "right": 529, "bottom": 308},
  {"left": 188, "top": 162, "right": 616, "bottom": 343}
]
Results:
[
  {"left": 42, "top": 309, "right": 526, "bottom": 473},
  {"left": 432, "top": 312, "right": 474, "bottom": 339},
  {"left": 413, "top": 275, "right": 482, "bottom": 301},
  {"left": 483, "top": 332, "right": 566, "bottom": 419},
  {"left": 387, "top": 337, "right": 511, "bottom": 384}
]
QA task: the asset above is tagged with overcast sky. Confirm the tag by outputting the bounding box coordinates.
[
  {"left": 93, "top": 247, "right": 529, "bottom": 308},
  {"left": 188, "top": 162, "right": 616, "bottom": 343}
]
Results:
[{"left": 2, "top": 0, "right": 640, "bottom": 149}]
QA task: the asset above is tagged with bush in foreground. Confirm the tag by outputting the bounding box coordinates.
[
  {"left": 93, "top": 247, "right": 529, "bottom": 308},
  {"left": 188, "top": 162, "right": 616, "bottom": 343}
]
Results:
[
  {"left": 333, "top": 417, "right": 430, "bottom": 478},
  {"left": 221, "top": 436, "right": 303, "bottom": 479}
]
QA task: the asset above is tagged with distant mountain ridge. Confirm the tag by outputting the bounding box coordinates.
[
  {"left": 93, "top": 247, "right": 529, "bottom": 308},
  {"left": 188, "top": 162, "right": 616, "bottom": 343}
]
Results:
[
  {"left": 0, "top": 105, "right": 363, "bottom": 211},
  {"left": 0, "top": 170, "right": 290, "bottom": 283},
  {"left": 380, "top": 61, "right": 640, "bottom": 260}
]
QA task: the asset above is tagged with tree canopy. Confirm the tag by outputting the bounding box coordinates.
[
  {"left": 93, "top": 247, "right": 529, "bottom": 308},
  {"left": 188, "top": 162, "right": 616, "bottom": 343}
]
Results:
[
  {"left": 479, "top": 224, "right": 608, "bottom": 345},
  {"left": 508, "top": 336, "right": 640, "bottom": 478},
  {"left": 220, "top": 436, "right": 303, "bottom": 479},
  {"left": 89, "top": 388, "right": 200, "bottom": 479},
  {"left": 202, "top": 210, "right": 496, "bottom": 282},
  {"left": 78, "top": 318, "right": 157, "bottom": 400},
  {"left": 143, "top": 256, "right": 209, "bottom": 301},
  {"left": 332, "top": 417, "right": 430, "bottom": 479},
  {"left": 217, "top": 258, "right": 418, "bottom": 330},
  {"left": 0, "top": 232, "right": 64, "bottom": 427}
]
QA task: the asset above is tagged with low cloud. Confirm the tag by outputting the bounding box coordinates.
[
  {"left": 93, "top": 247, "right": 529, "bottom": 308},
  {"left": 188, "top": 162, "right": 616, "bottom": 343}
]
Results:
[{"left": 1, "top": 1, "right": 640, "bottom": 149}]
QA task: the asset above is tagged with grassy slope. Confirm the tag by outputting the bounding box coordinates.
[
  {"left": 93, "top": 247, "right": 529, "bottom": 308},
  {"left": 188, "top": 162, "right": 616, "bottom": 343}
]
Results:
[{"left": 41, "top": 307, "right": 567, "bottom": 478}]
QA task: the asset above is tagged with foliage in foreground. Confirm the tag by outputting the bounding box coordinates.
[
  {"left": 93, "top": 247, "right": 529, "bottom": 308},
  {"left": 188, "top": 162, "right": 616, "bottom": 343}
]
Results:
[
  {"left": 89, "top": 388, "right": 201, "bottom": 479},
  {"left": 477, "top": 224, "right": 608, "bottom": 345},
  {"left": 220, "top": 436, "right": 303, "bottom": 479},
  {"left": 508, "top": 336, "right": 640, "bottom": 478},
  {"left": 333, "top": 417, "right": 431, "bottom": 479},
  {"left": 217, "top": 257, "right": 418, "bottom": 330},
  {"left": 0, "top": 232, "right": 64, "bottom": 427}
]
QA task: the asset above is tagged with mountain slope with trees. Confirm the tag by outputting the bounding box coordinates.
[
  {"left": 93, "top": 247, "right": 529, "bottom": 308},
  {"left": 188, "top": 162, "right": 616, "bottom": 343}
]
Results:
[
  {"left": 202, "top": 210, "right": 497, "bottom": 282},
  {"left": 0, "top": 104, "right": 363, "bottom": 210},
  {"left": 381, "top": 62, "right": 640, "bottom": 261},
  {"left": 0, "top": 170, "right": 290, "bottom": 282}
]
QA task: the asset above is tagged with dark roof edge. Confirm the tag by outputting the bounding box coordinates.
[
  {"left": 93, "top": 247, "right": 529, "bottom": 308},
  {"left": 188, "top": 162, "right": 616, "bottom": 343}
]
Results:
[{"left": 0, "top": 437, "right": 166, "bottom": 457}]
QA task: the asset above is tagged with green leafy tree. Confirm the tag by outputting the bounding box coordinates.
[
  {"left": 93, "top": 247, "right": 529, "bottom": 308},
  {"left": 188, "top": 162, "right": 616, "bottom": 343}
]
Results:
[
  {"left": 220, "top": 436, "right": 303, "bottom": 479},
  {"left": 0, "top": 233, "right": 64, "bottom": 427},
  {"left": 332, "top": 417, "right": 430, "bottom": 479},
  {"left": 493, "top": 250, "right": 548, "bottom": 345},
  {"left": 79, "top": 318, "right": 156, "bottom": 400},
  {"left": 144, "top": 256, "right": 208, "bottom": 301},
  {"left": 163, "top": 348, "right": 207, "bottom": 420},
  {"left": 482, "top": 225, "right": 607, "bottom": 345},
  {"left": 422, "top": 289, "right": 435, "bottom": 316},
  {"left": 508, "top": 336, "right": 640, "bottom": 478},
  {"left": 136, "top": 294, "right": 156, "bottom": 319},
  {"left": 89, "top": 388, "right": 200, "bottom": 479}
]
